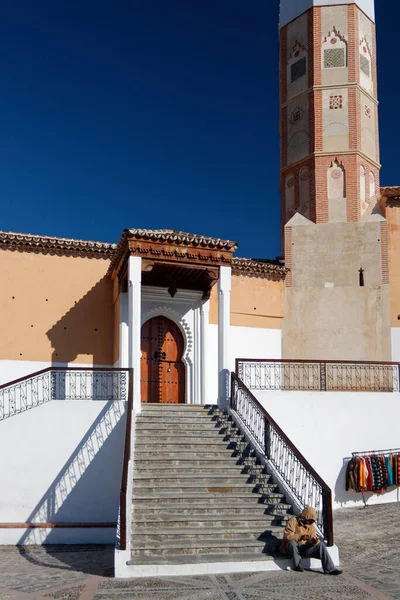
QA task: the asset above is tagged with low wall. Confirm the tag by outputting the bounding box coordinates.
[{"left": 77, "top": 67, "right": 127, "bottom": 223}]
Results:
[
  {"left": 0, "top": 399, "right": 126, "bottom": 544},
  {"left": 254, "top": 390, "right": 400, "bottom": 509}
]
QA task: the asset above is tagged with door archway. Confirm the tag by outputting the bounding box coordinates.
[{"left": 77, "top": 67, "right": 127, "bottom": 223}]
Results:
[{"left": 140, "top": 316, "right": 186, "bottom": 403}]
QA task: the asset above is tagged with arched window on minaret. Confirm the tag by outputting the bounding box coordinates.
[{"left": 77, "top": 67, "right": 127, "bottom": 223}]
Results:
[
  {"left": 285, "top": 173, "right": 296, "bottom": 221},
  {"left": 360, "top": 166, "right": 367, "bottom": 216},
  {"left": 359, "top": 36, "right": 373, "bottom": 94},
  {"left": 299, "top": 167, "right": 310, "bottom": 219},
  {"left": 288, "top": 40, "right": 307, "bottom": 86},
  {"left": 322, "top": 27, "right": 347, "bottom": 70},
  {"left": 327, "top": 159, "right": 345, "bottom": 199},
  {"left": 369, "top": 172, "right": 376, "bottom": 199}
]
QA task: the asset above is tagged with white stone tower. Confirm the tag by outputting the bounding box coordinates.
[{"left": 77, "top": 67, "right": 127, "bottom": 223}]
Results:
[{"left": 280, "top": 0, "right": 391, "bottom": 361}]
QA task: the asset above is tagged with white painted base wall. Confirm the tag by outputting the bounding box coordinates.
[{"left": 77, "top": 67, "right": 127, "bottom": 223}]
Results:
[
  {"left": 207, "top": 325, "right": 282, "bottom": 404},
  {"left": 254, "top": 390, "right": 400, "bottom": 509},
  {"left": 391, "top": 328, "right": 400, "bottom": 362},
  {"left": 0, "top": 399, "right": 126, "bottom": 544}
]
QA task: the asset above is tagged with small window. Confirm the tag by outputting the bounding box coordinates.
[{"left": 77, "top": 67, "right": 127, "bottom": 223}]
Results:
[
  {"left": 324, "top": 48, "right": 346, "bottom": 69},
  {"left": 360, "top": 54, "right": 370, "bottom": 77},
  {"left": 291, "top": 57, "right": 306, "bottom": 82}
]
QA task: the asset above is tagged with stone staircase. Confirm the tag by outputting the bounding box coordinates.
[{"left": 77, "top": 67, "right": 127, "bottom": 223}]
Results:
[{"left": 129, "top": 404, "right": 294, "bottom": 570}]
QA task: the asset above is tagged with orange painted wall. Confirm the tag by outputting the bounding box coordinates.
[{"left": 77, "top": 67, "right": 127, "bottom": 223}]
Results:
[
  {"left": 387, "top": 206, "right": 400, "bottom": 327},
  {"left": 0, "top": 250, "right": 114, "bottom": 364},
  {"left": 209, "top": 275, "right": 284, "bottom": 328}
]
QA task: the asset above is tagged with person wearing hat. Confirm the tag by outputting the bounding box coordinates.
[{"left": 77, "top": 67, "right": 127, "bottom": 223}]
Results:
[{"left": 280, "top": 506, "right": 342, "bottom": 574}]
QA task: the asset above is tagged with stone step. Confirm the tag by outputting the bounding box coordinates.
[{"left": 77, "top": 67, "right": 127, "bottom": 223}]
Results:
[
  {"left": 136, "top": 416, "right": 222, "bottom": 425},
  {"left": 133, "top": 504, "right": 292, "bottom": 518},
  {"left": 140, "top": 404, "right": 216, "bottom": 410},
  {"left": 135, "top": 423, "right": 228, "bottom": 432},
  {"left": 128, "top": 551, "right": 279, "bottom": 566},
  {"left": 130, "top": 537, "right": 280, "bottom": 556},
  {"left": 133, "top": 467, "right": 267, "bottom": 478},
  {"left": 135, "top": 433, "right": 230, "bottom": 443},
  {"left": 133, "top": 451, "right": 248, "bottom": 461},
  {"left": 132, "top": 474, "right": 269, "bottom": 486},
  {"left": 134, "top": 439, "right": 233, "bottom": 448},
  {"left": 132, "top": 527, "right": 284, "bottom": 544},
  {"left": 133, "top": 491, "right": 285, "bottom": 502},
  {"left": 133, "top": 481, "right": 278, "bottom": 494},
  {"left": 133, "top": 459, "right": 263, "bottom": 469},
  {"left": 133, "top": 515, "right": 288, "bottom": 528}
]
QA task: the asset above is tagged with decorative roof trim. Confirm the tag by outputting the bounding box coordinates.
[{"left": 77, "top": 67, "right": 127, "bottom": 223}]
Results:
[
  {"left": 0, "top": 231, "right": 116, "bottom": 259},
  {"left": 381, "top": 186, "right": 400, "bottom": 204},
  {"left": 127, "top": 228, "right": 237, "bottom": 250},
  {"left": 108, "top": 228, "right": 238, "bottom": 273},
  {"left": 232, "top": 258, "right": 287, "bottom": 281}
]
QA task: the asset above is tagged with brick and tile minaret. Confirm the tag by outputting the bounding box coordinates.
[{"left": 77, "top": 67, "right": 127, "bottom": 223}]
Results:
[
  {"left": 279, "top": 0, "right": 379, "bottom": 227},
  {"left": 280, "top": 1, "right": 391, "bottom": 362}
]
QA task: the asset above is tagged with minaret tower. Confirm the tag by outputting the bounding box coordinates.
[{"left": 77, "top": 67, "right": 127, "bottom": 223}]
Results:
[
  {"left": 280, "top": 0, "right": 379, "bottom": 226},
  {"left": 280, "top": 1, "right": 391, "bottom": 362}
]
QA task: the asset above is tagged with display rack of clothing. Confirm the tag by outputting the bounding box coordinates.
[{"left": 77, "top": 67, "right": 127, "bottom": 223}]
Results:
[{"left": 345, "top": 447, "right": 400, "bottom": 507}]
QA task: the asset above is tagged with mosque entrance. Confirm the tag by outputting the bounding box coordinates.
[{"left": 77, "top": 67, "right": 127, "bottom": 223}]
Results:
[{"left": 140, "top": 316, "right": 185, "bottom": 403}]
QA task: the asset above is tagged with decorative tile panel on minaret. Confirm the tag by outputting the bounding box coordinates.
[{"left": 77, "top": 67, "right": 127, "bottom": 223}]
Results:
[{"left": 279, "top": 0, "right": 380, "bottom": 226}]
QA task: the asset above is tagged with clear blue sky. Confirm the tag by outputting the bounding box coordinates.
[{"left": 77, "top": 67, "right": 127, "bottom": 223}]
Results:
[{"left": 0, "top": 1, "right": 396, "bottom": 259}]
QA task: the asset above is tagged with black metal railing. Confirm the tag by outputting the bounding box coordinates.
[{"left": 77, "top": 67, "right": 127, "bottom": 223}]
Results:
[
  {"left": 236, "top": 359, "right": 399, "bottom": 392},
  {"left": 0, "top": 367, "right": 128, "bottom": 420},
  {"left": 230, "top": 372, "right": 334, "bottom": 546}
]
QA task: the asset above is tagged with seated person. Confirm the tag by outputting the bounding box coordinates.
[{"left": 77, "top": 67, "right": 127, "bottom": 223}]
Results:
[{"left": 280, "top": 506, "right": 342, "bottom": 574}]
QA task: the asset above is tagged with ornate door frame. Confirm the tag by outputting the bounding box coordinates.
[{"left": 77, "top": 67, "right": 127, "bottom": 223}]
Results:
[{"left": 141, "top": 286, "right": 209, "bottom": 405}]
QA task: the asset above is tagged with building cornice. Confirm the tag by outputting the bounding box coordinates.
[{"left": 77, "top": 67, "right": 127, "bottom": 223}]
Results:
[
  {"left": 232, "top": 258, "right": 287, "bottom": 281},
  {"left": 0, "top": 230, "right": 116, "bottom": 259}
]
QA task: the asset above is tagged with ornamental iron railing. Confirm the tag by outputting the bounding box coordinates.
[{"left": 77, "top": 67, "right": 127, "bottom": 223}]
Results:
[
  {"left": 230, "top": 372, "right": 334, "bottom": 546},
  {"left": 236, "top": 359, "right": 399, "bottom": 392},
  {"left": 0, "top": 367, "right": 128, "bottom": 421}
]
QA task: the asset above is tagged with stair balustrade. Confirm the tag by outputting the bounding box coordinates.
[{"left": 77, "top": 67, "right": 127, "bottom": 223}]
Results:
[
  {"left": 230, "top": 372, "right": 334, "bottom": 546},
  {"left": 0, "top": 367, "right": 128, "bottom": 420}
]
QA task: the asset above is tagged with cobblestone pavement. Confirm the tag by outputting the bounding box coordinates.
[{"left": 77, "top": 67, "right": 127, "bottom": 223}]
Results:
[{"left": 0, "top": 504, "right": 398, "bottom": 600}]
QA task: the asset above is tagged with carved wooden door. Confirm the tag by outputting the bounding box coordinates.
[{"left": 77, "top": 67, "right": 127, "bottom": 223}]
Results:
[{"left": 140, "top": 316, "right": 185, "bottom": 403}]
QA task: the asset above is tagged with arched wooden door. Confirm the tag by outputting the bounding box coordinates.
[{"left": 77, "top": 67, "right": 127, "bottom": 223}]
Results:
[{"left": 140, "top": 316, "right": 185, "bottom": 403}]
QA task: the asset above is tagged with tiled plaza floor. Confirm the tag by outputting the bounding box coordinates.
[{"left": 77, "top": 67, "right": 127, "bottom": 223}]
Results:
[{"left": 0, "top": 503, "right": 398, "bottom": 600}]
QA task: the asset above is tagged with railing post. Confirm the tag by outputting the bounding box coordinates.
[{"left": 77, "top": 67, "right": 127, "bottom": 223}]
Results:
[
  {"left": 320, "top": 362, "right": 327, "bottom": 391},
  {"left": 322, "top": 489, "right": 334, "bottom": 547},
  {"left": 398, "top": 364, "right": 400, "bottom": 393},
  {"left": 264, "top": 415, "right": 271, "bottom": 459}
]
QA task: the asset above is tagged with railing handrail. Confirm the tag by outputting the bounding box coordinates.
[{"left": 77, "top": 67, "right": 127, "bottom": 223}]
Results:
[
  {"left": 236, "top": 358, "right": 400, "bottom": 368},
  {"left": 119, "top": 368, "right": 134, "bottom": 551},
  {"left": 231, "top": 373, "right": 331, "bottom": 491},
  {"left": 0, "top": 366, "right": 129, "bottom": 391}
]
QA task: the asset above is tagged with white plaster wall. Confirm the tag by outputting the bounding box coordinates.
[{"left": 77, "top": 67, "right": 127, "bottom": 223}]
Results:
[
  {"left": 207, "top": 326, "right": 282, "bottom": 405},
  {"left": 280, "top": 1, "right": 374, "bottom": 27},
  {"left": 0, "top": 399, "right": 126, "bottom": 543},
  {"left": 391, "top": 328, "right": 400, "bottom": 362},
  {"left": 254, "top": 390, "right": 400, "bottom": 508},
  {"left": 0, "top": 360, "right": 113, "bottom": 386}
]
